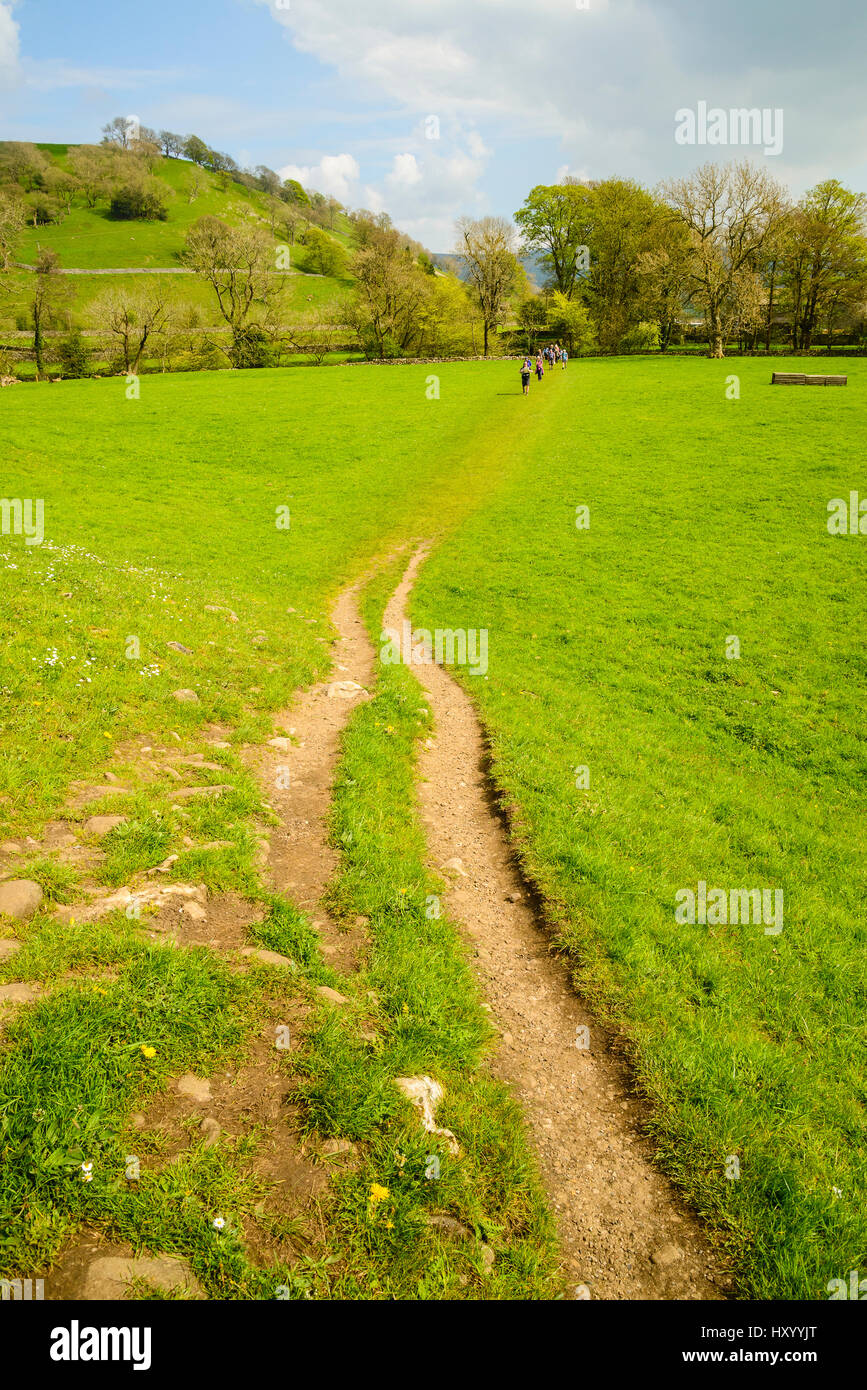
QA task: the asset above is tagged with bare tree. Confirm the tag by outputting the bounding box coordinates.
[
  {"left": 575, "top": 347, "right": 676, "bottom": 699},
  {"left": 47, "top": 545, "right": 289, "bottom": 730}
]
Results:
[
  {"left": 456, "top": 216, "right": 519, "bottom": 355},
  {"left": 181, "top": 217, "right": 285, "bottom": 366},
  {"left": 91, "top": 284, "right": 172, "bottom": 374},
  {"left": 663, "top": 161, "right": 788, "bottom": 357},
  {"left": 30, "top": 251, "right": 71, "bottom": 380},
  {"left": 0, "top": 190, "right": 25, "bottom": 269}
]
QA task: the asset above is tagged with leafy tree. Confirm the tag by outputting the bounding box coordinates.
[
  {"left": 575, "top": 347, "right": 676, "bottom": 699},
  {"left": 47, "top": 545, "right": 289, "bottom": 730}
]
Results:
[
  {"left": 0, "top": 142, "right": 50, "bottom": 191},
  {"left": 183, "top": 135, "right": 211, "bottom": 166},
  {"left": 109, "top": 179, "right": 170, "bottom": 221},
  {"left": 779, "top": 180, "right": 867, "bottom": 349},
  {"left": 547, "top": 291, "right": 596, "bottom": 353},
  {"left": 514, "top": 181, "right": 593, "bottom": 297},
  {"left": 304, "top": 227, "right": 346, "bottom": 277},
  {"left": 348, "top": 220, "right": 431, "bottom": 358},
  {"left": 57, "top": 328, "right": 91, "bottom": 378},
  {"left": 282, "top": 178, "right": 310, "bottom": 208}
]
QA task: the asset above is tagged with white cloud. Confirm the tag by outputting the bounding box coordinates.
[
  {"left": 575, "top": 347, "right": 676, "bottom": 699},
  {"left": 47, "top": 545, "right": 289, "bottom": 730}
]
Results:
[
  {"left": 254, "top": 0, "right": 867, "bottom": 190},
  {"left": 279, "top": 151, "right": 360, "bottom": 200},
  {"left": 386, "top": 153, "right": 422, "bottom": 189},
  {"left": 0, "top": 1, "right": 20, "bottom": 87}
]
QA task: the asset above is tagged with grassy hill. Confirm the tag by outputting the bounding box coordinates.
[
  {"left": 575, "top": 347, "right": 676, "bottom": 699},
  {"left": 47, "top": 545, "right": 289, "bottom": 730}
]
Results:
[{"left": 2, "top": 143, "right": 356, "bottom": 352}]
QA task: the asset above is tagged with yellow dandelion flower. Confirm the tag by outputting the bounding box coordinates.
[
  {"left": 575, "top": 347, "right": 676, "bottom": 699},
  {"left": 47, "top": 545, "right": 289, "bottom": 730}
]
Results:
[
  {"left": 140, "top": 1044, "right": 156, "bottom": 1058},
  {"left": 369, "top": 1183, "right": 389, "bottom": 1203}
]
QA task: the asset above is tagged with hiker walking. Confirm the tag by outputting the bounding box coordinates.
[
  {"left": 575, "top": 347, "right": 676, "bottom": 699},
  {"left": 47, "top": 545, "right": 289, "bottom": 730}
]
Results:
[
  {"left": 536, "top": 351, "right": 545, "bottom": 381},
  {"left": 561, "top": 346, "right": 568, "bottom": 370},
  {"left": 520, "top": 356, "right": 531, "bottom": 395}
]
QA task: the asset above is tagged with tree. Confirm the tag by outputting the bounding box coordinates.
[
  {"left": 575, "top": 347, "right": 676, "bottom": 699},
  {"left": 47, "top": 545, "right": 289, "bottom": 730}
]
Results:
[
  {"left": 109, "top": 178, "right": 170, "bottom": 221},
  {"left": 102, "top": 116, "right": 136, "bottom": 149},
  {"left": 68, "top": 145, "right": 116, "bottom": 208},
  {"left": 663, "top": 161, "right": 788, "bottom": 357},
  {"left": 181, "top": 216, "right": 285, "bottom": 367},
  {"left": 514, "top": 181, "right": 593, "bottom": 297},
  {"left": 57, "top": 329, "right": 91, "bottom": 378},
  {"left": 0, "top": 142, "right": 49, "bottom": 191},
  {"left": 635, "top": 213, "right": 694, "bottom": 350},
  {"left": 347, "top": 220, "right": 431, "bottom": 358},
  {"left": 30, "top": 250, "right": 71, "bottom": 381},
  {"left": 304, "top": 227, "right": 346, "bottom": 277},
  {"left": 0, "top": 190, "right": 25, "bottom": 268},
  {"left": 547, "top": 291, "right": 596, "bottom": 353},
  {"left": 183, "top": 135, "right": 211, "bottom": 166},
  {"left": 455, "top": 216, "right": 519, "bottom": 356},
  {"left": 159, "top": 131, "right": 185, "bottom": 158},
  {"left": 326, "top": 197, "right": 342, "bottom": 230},
  {"left": 779, "top": 180, "right": 867, "bottom": 350},
  {"left": 282, "top": 178, "right": 310, "bottom": 208},
  {"left": 91, "top": 285, "right": 172, "bottom": 374}
]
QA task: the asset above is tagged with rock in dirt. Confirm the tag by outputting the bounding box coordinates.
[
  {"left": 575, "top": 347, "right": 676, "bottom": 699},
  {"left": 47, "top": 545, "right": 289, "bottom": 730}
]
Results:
[
  {"left": 650, "top": 1244, "right": 683, "bottom": 1269},
  {"left": 440, "top": 857, "right": 468, "bottom": 878},
  {"left": 172, "top": 689, "right": 199, "bottom": 703},
  {"left": 130, "top": 1113, "right": 147, "bottom": 1130},
  {"left": 147, "top": 854, "right": 179, "bottom": 875},
  {"left": 0, "top": 939, "right": 22, "bottom": 961},
  {"left": 394, "top": 1075, "right": 460, "bottom": 1156},
  {"left": 241, "top": 946, "right": 295, "bottom": 969},
  {"left": 326, "top": 680, "right": 366, "bottom": 699},
  {"left": 176, "top": 1073, "right": 211, "bottom": 1103},
  {"left": 182, "top": 901, "right": 207, "bottom": 922},
  {"left": 0, "top": 880, "right": 44, "bottom": 920},
  {"left": 200, "top": 1117, "right": 221, "bottom": 1147},
  {"left": 426, "top": 1214, "right": 473, "bottom": 1240},
  {"left": 322, "top": 1138, "right": 355, "bottom": 1157},
  {"left": 81, "top": 1255, "right": 204, "bottom": 1301},
  {"left": 0, "top": 981, "right": 39, "bottom": 1005},
  {"left": 1, "top": 841, "right": 22, "bottom": 855},
  {"left": 83, "top": 815, "right": 127, "bottom": 836},
  {"left": 316, "top": 985, "right": 349, "bottom": 1005},
  {"left": 166, "top": 642, "right": 194, "bottom": 655},
  {"left": 267, "top": 737, "right": 293, "bottom": 751}
]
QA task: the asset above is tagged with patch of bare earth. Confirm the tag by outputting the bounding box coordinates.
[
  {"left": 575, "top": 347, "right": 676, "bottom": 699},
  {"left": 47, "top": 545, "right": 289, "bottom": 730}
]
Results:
[
  {"left": 244, "top": 584, "right": 376, "bottom": 973},
  {"left": 385, "top": 548, "right": 728, "bottom": 1301}
]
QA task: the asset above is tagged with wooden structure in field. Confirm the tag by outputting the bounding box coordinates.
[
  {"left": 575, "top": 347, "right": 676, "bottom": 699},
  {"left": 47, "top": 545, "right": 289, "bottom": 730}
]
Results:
[{"left": 771, "top": 372, "right": 848, "bottom": 385}]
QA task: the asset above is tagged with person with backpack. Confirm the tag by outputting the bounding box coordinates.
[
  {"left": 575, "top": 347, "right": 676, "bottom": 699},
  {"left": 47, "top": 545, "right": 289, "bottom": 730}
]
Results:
[
  {"left": 536, "top": 351, "right": 545, "bottom": 381},
  {"left": 561, "top": 346, "right": 568, "bottom": 369},
  {"left": 520, "top": 356, "right": 532, "bottom": 395}
]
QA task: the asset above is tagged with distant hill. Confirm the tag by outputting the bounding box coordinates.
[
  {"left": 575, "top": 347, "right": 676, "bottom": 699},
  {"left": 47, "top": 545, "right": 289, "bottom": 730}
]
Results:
[{"left": 432, "top": 248, "right": 548, "bottom": 288}]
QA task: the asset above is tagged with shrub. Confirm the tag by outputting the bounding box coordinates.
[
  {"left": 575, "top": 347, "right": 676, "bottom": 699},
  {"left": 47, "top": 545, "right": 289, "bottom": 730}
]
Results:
[
  {"left": 57, "top": 329, "right": 91, "bottom": 378},
  {"left": 228, "top": 326, "right": 273, "bottom": 369},
  {"left": 109, "top": 182, "right": 168, "bottom": 221},
  {"left": 621, "top": 320, "right": 661, "bottom": 351}
]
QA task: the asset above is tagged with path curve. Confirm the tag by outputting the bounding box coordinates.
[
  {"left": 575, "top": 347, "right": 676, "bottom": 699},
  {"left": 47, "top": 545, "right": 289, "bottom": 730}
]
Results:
[{"left": 385, "top": 548, "right": 726, "bottom": 1300}]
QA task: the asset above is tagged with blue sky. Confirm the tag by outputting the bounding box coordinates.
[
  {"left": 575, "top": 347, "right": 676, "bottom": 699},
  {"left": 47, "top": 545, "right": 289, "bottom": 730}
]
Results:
[{"left": 2, "top": 0, "right": 865, "bottom": 249}]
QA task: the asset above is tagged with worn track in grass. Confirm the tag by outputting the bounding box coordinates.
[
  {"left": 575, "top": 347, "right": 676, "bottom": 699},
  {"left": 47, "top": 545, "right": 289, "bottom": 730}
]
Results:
[{"left": 385, "top": 547, "right": 726, "bottom": 1300}]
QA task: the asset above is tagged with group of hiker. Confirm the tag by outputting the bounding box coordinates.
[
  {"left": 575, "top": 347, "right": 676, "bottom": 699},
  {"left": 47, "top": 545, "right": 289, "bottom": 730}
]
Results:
[{"left": 520, "top": 343, "right": 568, "bottom": 395}]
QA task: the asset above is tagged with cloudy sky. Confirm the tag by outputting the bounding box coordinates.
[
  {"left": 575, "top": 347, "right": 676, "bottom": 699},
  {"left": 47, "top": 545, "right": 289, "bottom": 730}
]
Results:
[{"left": 2, "top": 0, "right": 865, "bottom": 248}]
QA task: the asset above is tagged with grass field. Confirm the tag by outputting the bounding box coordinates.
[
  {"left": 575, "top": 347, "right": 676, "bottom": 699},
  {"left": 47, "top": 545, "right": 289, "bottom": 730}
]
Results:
[{"left": 1, "top": 355, "right": 864, "bottom": 1298}]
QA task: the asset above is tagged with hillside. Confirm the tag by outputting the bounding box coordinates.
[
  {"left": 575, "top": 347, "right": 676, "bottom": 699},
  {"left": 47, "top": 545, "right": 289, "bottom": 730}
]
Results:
[{"left": 1, "top": 142, "right": 357, "bottom": 355}]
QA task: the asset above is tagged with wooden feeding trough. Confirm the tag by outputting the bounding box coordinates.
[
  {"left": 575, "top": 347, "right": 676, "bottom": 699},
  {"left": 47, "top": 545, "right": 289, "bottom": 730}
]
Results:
[{"left": 771, "top": 372, "right": 848, "bottom": 386}]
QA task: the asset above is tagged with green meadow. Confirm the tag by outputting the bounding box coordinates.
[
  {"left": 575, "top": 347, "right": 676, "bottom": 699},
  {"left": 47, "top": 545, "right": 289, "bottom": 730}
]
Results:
[{"left": 1, "top": 355, "right": 864, "bottom": 1298}]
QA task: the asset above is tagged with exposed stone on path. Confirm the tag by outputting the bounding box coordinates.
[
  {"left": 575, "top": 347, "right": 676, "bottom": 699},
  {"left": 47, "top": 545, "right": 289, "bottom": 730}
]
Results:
[
  {"left": 81, "top": 1255, "right": 204, "bottom": 1301},
  {"left": 1, "top": 841, "right": 22, "bottom": 855},
  {"left": 172, "top": 689, "right": 199, "bottom": 703},
  {"left": 326, "top": 680, "right": 366, "bottom": 698},
  {"left": 316, "top": 985, "right": 349, "bottom": 1005},
  {"left": 171, "top": 785, "right": 232, "bottom": 800},
  {"left": 200, "top": 1117, "right": 221, "bottom": 1147},
  {"left": 0, "top": 981, "right": 39, "bottom": 1005},
  {"left": 176, "top": 1073, "right": 211, "bottom": 1103},
  {"left": 394, "top": 1075, "right": 460, "bottom": 1156},
  {"left": 241, "top": 946, "right": 296, "bottom": 969},
  {"left": 83, "top": 815, "right": 127, "bottom": 836},
  {"left": 440, "top": 857, "right": 468, "bottom": 878},
  {"left": 0, "top": 938, "right": 22, "bottom": 961},
  {"left": 0, "top": 880, "right": 44, "bottom": 919}
]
